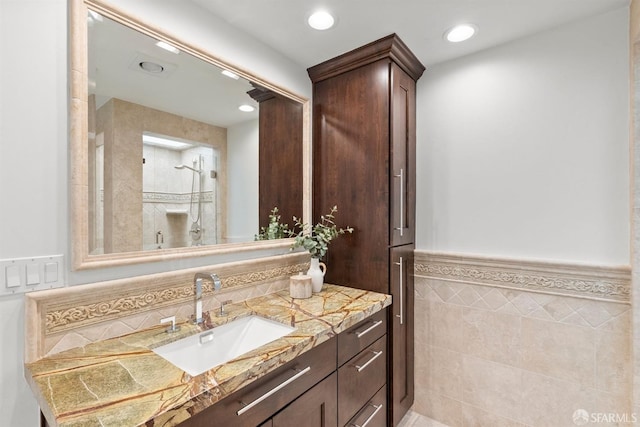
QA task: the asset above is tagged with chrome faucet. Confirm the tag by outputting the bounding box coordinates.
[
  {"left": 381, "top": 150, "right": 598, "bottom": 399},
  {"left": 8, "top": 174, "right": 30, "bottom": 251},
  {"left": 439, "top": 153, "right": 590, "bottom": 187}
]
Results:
[{"left": 193, "top": 272, "right": 221, "bottom": 325}]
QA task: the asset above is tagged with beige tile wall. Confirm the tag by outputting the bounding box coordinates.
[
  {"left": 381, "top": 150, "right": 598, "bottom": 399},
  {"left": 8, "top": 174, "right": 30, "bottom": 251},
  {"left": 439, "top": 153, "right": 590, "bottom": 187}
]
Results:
[{"left": 414, "top": 252, "right": 632, "bottom": 427}]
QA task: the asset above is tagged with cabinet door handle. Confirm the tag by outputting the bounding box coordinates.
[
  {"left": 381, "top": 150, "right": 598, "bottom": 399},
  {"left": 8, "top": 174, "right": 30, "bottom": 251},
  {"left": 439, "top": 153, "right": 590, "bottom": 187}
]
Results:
[
  {"left": 351, "top": 403, "right": 384, "bottom": 427},
  {"left": 236, "top": 366, "right": 311, "bottom": 416},
  {"left": 395, "top": 256, "right": 403, "bottom": 325},
  {"left": 354, "top": 350, "right": 383, "bottom": 372},
  {"left": 394, "top": 168, "right": 404, "bottom": 237},
  {"left": 355, "top": 320, "right": 383, "bottom": 338}
]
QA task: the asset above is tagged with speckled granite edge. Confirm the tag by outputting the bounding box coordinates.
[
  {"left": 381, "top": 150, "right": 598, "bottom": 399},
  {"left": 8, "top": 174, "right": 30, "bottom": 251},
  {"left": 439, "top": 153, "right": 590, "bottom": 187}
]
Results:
[{"left": 26, "top": 284, "right": 391, "bottom": 427}]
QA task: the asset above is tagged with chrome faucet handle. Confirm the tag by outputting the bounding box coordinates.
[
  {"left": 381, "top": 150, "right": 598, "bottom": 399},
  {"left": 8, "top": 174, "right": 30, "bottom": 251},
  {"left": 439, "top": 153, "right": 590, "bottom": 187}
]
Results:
[
  {"left": 160, "top": 316, "right": 180, "bottom": 333},
  {"left": 193, "top": 272, "right": 222, "bottom": 325},
  {"left": 218, "top": 299, "right": 233, "bottom": 317}
]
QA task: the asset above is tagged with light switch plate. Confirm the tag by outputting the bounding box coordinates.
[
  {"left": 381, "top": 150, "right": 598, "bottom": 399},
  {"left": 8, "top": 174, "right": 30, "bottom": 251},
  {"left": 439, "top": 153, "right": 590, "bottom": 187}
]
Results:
[
  {"left": 44, "top": 262, "right": 58, "bottom": 283},
  {"left": 5, "top": 265, "right": 21, "bottom": 288},
  {"left": 26, "top": 263, "right": 40, "bottom": 285},
  {"left": 0, "top": 255, "right": 64, "bottom": 296}
]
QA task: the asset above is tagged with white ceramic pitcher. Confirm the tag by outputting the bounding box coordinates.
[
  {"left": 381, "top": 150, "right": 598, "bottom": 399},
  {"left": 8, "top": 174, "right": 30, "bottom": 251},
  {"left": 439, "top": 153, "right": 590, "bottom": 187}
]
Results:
[{"left": 307, "top": 257, "right": 327, "bottom": 293}]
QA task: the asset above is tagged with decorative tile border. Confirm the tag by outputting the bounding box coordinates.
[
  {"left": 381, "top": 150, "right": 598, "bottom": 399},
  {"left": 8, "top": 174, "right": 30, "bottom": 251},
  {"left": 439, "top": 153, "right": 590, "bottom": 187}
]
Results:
[
  {"left": 414, "top": 251, "right": 630, "bottom": 303},
  {"left": 143, "top": 191, "right": 214, "bottom": 203},
  {"left": 44, "top": 261, "right": 308, "bottom": 334},
  {"left": 25, "top": 252, "right": 309, "bottom": 361}
]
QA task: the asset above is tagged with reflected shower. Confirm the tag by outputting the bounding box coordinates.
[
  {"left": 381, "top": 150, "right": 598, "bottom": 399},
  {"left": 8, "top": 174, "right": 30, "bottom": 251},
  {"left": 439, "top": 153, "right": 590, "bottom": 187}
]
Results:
[
  {"left": 175, "top": 156, "right": 204, "bottom": 245},
  {"left": 174, "top": 164, "right": 202, "bottom": 174}
]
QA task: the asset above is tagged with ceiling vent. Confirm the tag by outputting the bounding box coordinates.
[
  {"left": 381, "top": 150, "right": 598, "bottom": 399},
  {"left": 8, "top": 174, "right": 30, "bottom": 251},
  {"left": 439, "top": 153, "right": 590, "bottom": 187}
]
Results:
[{"left": 128, "top": 52, "right": 177, "bottom": 78}]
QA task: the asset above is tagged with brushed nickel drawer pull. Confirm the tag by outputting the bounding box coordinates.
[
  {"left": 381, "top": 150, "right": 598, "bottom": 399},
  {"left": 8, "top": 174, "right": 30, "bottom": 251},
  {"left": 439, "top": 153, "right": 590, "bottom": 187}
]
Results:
[
  {"left": 395, "top": 256, "right": 404, "bottom": 325},
  {"left": 354, "top": 350, "right": 383, "bottom": 372},
  {"left": 355, "top": 320, "right": 383, "bottom": 338},
  {"left": 236, "top": 366, "right": 311, "bottom": 416},
  {"left": 352, "top": 403, "right": 384, "bottom": 427},
  {"left": 393, "top": 168, "right": 404, "bottom": 237}
]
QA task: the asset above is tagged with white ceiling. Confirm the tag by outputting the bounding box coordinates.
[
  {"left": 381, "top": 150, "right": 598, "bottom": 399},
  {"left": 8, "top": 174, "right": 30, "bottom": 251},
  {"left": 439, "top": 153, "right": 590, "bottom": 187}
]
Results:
[
  {"left": 88, "top": 0, "right": 629, "bottom": 130},
  {"left": 192, "top": 0, "right": 629, "bottom": 68}
]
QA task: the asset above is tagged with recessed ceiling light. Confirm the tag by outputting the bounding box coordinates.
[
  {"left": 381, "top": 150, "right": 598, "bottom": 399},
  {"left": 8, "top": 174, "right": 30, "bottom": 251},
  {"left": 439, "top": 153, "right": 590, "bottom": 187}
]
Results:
[
  {"left": 222, "top": 70, "right": 240, "bottom": 80},
  {"left": 444, "top": 24, "right": 477, "bottom": 43},
  {"left": 155, "top": 41, "right": 180, "bottom": 54},
  {"left": 239, "top": 104, "right": 255, "bottom": 112},
  {"left": 308, "top": 11, "right": 335, "bottom": 30},
  {"left": 139, "top": 61, "right": 164, "bottom": 73}
]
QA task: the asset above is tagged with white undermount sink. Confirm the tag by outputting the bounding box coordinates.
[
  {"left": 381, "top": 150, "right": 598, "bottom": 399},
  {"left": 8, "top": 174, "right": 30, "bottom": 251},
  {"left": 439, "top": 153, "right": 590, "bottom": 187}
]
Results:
[{"left": 153, "top": 315, "right": 296, "bottom": 377}]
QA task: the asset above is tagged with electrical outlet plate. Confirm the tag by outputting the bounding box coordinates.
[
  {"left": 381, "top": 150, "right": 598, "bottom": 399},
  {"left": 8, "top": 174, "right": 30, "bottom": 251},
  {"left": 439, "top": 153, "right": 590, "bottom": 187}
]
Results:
[{"left": 0, "top": 255, "right": 64, "bottom": 296}]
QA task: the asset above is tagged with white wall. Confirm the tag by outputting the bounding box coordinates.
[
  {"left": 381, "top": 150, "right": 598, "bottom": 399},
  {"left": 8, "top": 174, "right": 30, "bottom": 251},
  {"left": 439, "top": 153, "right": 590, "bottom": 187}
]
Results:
[
  {"left": 416, "top": 7, "right": 630, "bottom": 265},
  {"left": 0, "top": 1, "right": 310, "bottom": 425},
  {"left": 1, "top": 1, "right": 67, "bottom": 425},
  {"left": 227, "top": 119, "right": 259, "bottom": 241}
]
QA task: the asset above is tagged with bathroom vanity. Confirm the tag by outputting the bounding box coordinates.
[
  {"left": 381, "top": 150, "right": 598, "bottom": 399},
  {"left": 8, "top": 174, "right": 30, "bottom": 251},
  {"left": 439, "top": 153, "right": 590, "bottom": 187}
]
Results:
[
  {"left": 26, "top": 284, "right": 390, "bottom": 426},
  {"left": 181, "top": 309, "right": 387, "bottom": 427}
]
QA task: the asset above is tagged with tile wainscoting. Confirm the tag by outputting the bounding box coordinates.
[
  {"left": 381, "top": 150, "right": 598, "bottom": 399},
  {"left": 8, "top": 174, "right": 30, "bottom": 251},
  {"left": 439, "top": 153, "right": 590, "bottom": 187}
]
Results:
[
  {"left": 414, "top": 251, "right": 632, "bottom": 427},
  {"left": 25, "top": 252, "right": 309, "bottom": 362}
]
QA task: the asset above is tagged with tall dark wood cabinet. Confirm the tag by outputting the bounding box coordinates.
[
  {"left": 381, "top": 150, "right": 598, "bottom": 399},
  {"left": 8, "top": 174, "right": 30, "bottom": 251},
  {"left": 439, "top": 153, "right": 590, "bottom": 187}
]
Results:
[{"left": 308, "top": 34, "right": 424, "bottom": 426}]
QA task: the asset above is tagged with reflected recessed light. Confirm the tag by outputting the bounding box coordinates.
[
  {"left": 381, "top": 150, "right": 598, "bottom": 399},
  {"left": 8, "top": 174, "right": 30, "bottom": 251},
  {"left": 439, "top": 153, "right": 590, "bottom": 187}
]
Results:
[
  {"left": 155, "top": 41, "right": 180, "bottom": 54},
  {"left": 239, "top": 104, "right": 255, "bottom": 112},
  {"left": 222, "top": 70, "right": 240, "bottom": 80},
  {"left": 143, "top": 134, "right": 192, "bottom": 150},
  {"left": 139, "top": 61, "right": 164, "bottom": 73},
  {"left": 444, "top": 24, "right": 477, "bottom": 42},
  {"left": 308, "top": 11, "right": 335, "bottom": 30},
  {"left": 87, "top": 10, "right": 103, "bottom": 24}
]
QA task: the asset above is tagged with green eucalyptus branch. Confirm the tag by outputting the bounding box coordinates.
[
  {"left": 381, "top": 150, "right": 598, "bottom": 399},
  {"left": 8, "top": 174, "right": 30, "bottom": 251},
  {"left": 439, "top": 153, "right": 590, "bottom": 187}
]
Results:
[
  {"left": 255, "top": 207, "right": 292, "bottom": 241},
  {"left": 289, "top": 206, "right": 354, "bottom": 259}
]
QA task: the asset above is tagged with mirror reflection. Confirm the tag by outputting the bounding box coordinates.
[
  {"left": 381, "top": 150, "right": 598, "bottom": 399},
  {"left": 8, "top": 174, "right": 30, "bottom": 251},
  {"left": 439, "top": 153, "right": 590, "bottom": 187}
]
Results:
[{"left": 86, "top": 10, "right": 303, "bottom": 255}]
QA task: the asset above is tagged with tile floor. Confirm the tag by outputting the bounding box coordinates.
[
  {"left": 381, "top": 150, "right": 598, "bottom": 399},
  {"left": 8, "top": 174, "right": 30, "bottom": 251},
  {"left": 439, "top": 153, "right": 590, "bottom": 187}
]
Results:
[{"left": 399, "top": 410, "right": 449, "bottom": 427}]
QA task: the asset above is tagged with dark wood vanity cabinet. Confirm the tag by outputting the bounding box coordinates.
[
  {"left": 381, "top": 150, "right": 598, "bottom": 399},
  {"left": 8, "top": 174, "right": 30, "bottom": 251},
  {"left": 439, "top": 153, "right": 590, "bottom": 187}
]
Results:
[
  {"left": 338, "top": 310, "right": 387, "bottom": 427},
  {"left": 308, "top": 34, "right": 424, "bottom": 426},
  {"left": 176, "top": 310, "right": 388, "bottom": 427}
]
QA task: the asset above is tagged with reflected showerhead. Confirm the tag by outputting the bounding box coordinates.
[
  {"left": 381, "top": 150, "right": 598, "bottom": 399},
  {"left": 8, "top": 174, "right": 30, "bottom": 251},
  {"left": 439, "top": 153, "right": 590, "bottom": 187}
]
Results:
[{"left": 174, "top": 164, "right": 202, "bottom": 173}]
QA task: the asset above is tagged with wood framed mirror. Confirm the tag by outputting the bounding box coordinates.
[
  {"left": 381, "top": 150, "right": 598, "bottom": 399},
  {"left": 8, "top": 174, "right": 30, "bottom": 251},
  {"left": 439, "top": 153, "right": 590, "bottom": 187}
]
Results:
[{"left": 70, "top": 0, "right": 310, "bottom": 270}]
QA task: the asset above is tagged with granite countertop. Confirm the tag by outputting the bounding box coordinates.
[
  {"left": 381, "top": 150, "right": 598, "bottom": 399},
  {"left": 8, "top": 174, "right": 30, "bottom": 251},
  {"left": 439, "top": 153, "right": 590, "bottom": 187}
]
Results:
[{"left": 25, "top": 284, "right": 391, "bottom": 427}]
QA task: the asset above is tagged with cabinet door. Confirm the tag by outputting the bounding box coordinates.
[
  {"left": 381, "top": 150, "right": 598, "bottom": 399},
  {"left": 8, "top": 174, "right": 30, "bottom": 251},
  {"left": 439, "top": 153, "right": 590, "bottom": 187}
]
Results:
[
  {"left": 389, "top": 245, "right": 414, "bottom": 426},
  {"left": 272, "top": 373, "right": 337, "bottom": 427},
  {"left": 390, "top": 63, "right": 416, "bottom": 247},
  {"left": 312, "top": 59, "right": 391, "bottom": 295}
]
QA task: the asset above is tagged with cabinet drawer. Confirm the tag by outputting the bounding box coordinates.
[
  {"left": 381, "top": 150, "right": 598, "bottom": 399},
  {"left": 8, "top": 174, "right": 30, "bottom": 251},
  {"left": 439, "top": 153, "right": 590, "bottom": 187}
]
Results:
[
  {"left": 337, "top": 336, "right": 386, "bottom": 426},
  {"left": 182, "top": 337, "right": 337, "bottom": 427},
  {"left": 272, "top": 372, "right": 337, "bottom": 427},
  {"left": 344, "top": 385, "right": 386, "bottom": 427},
  {"left": 338, "top": 310, "right": 386, "bottom": 366}
]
